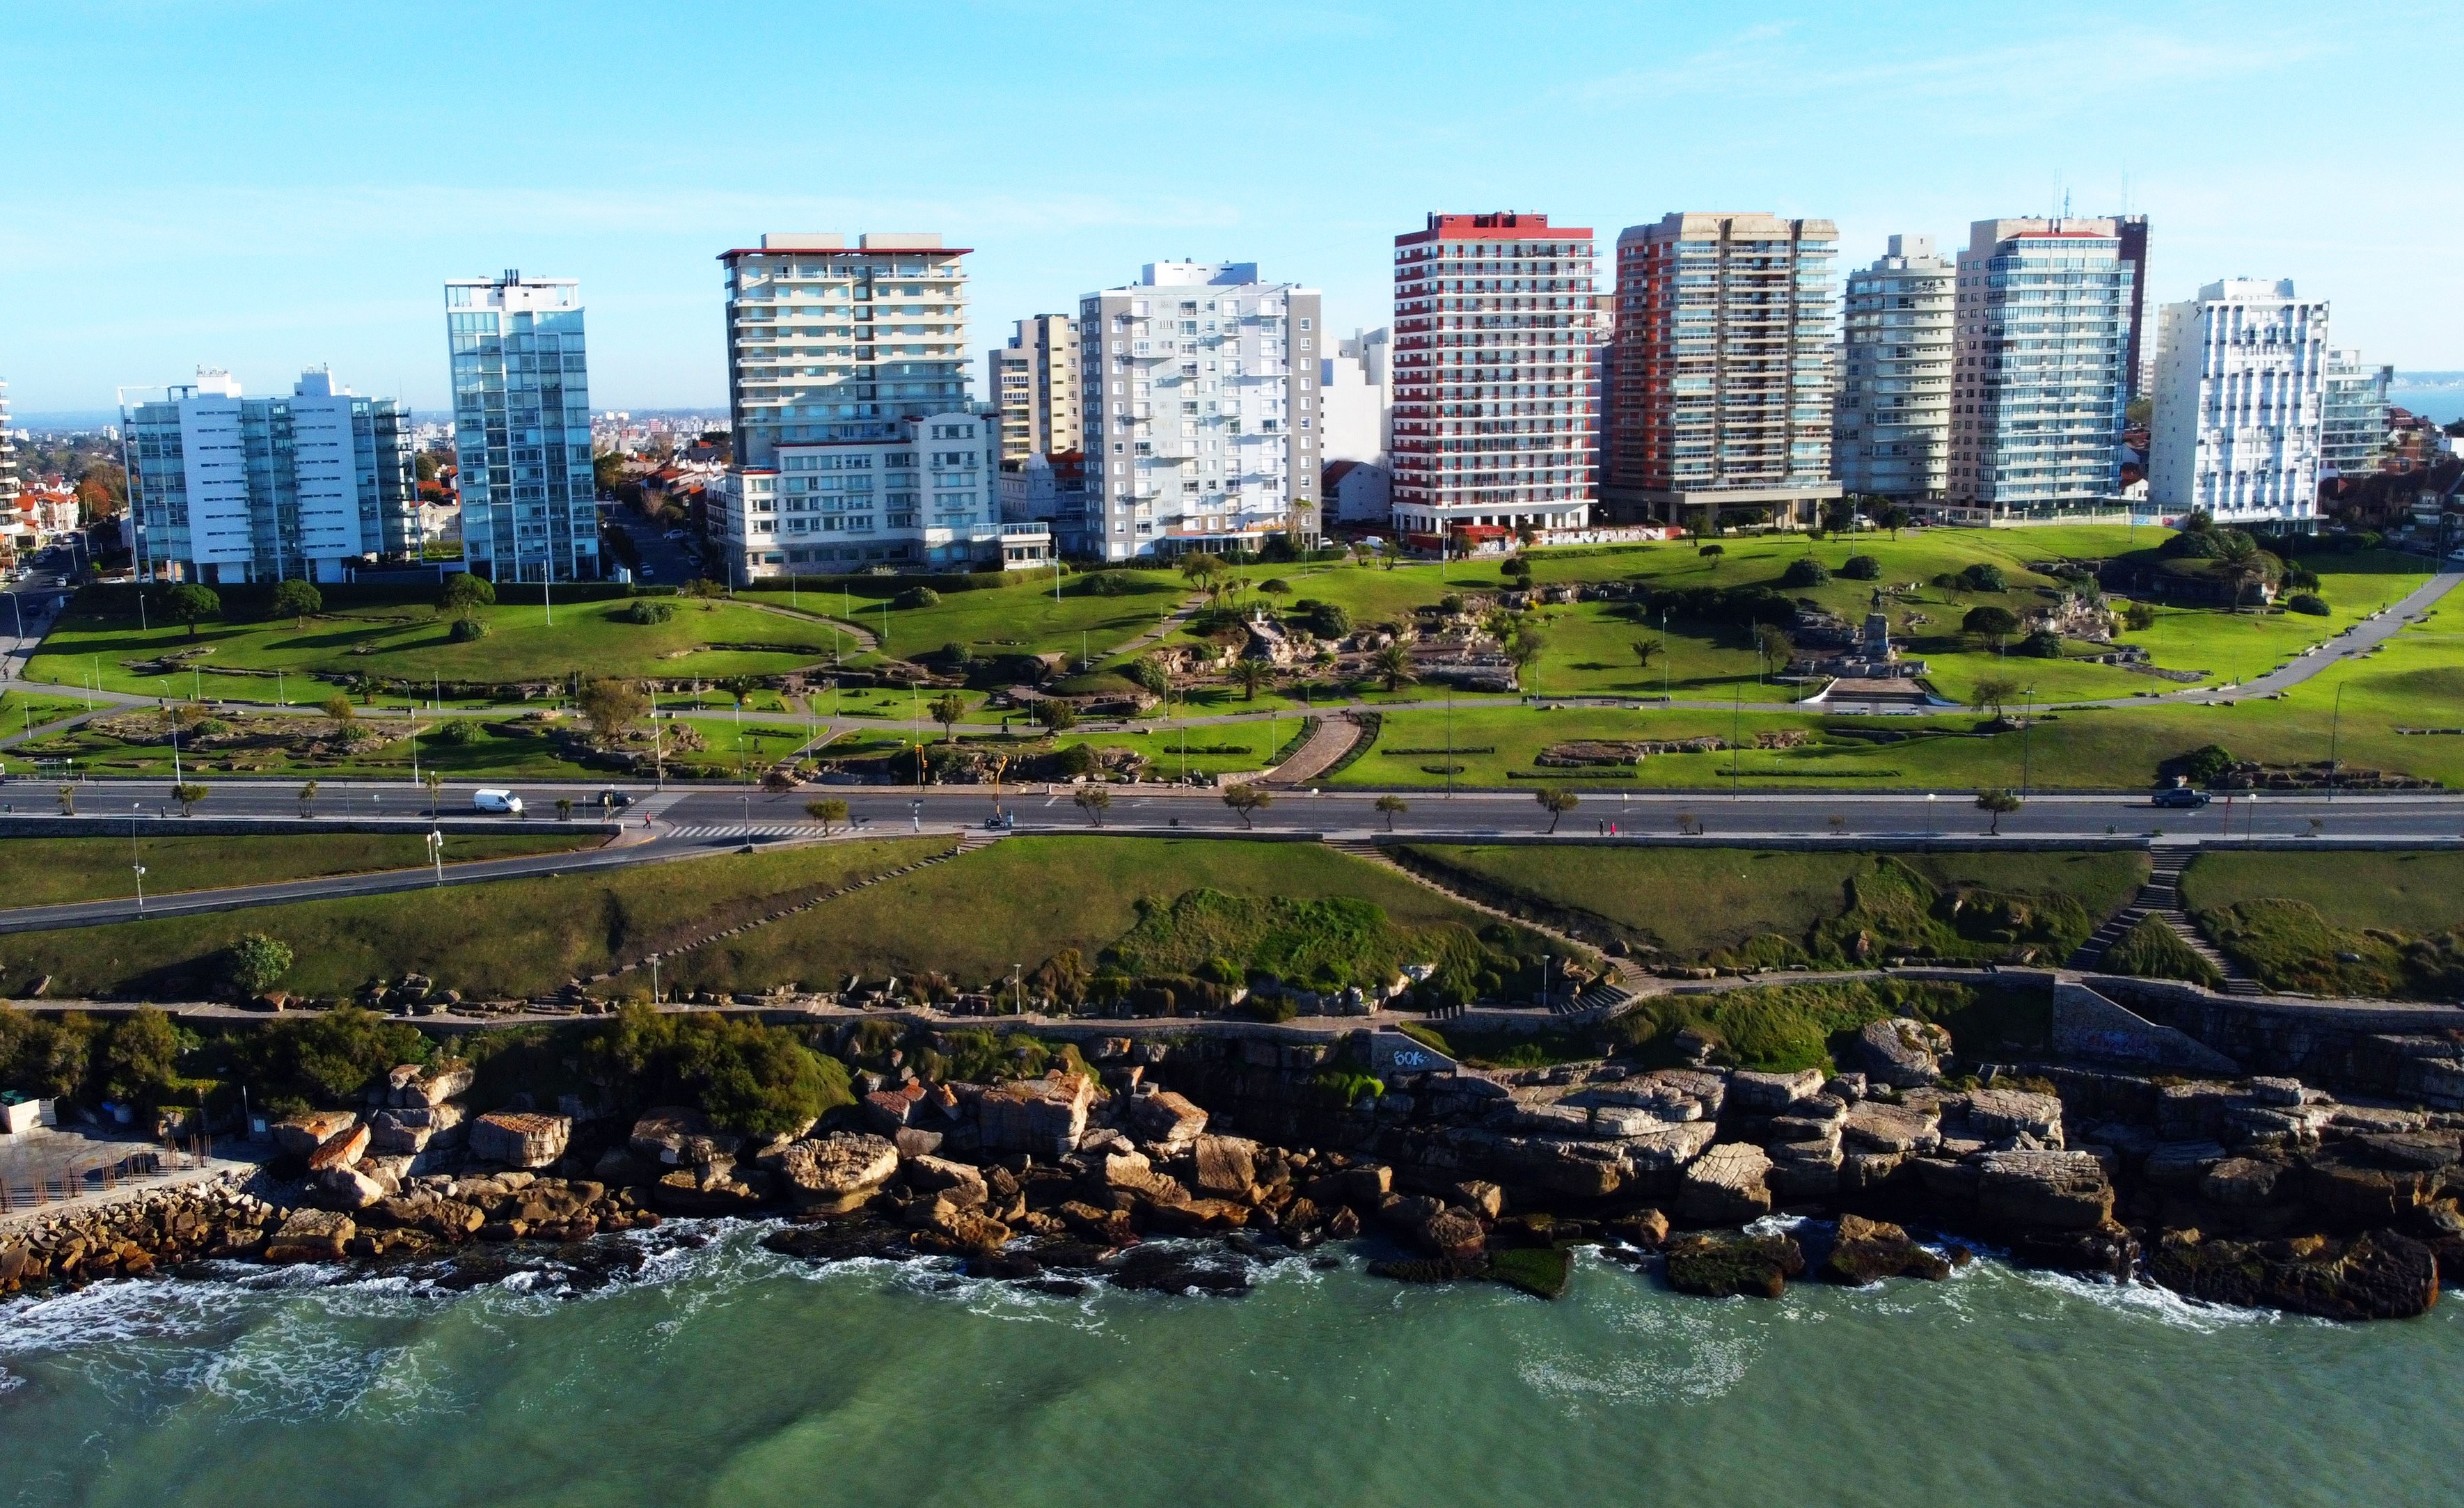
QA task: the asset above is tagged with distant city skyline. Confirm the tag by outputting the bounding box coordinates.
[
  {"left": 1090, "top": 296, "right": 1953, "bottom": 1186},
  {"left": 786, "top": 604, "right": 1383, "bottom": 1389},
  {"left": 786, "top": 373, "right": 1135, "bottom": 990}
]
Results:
[{"left": 3, "top": 2, "right": 2458, "bottom": 415}]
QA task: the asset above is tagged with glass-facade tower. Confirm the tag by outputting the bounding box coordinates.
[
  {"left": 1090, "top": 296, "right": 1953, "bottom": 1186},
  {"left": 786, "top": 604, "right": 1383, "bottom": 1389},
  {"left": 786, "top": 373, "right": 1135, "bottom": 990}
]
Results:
[{"left": 445, "top": 270, "right": 597, "bottom": 582}]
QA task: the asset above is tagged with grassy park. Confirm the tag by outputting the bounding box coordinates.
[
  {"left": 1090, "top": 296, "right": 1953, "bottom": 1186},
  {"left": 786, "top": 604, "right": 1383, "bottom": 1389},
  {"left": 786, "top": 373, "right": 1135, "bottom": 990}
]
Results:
[{"left": 0, "top": 832, "right": 600, "bottom": 906}]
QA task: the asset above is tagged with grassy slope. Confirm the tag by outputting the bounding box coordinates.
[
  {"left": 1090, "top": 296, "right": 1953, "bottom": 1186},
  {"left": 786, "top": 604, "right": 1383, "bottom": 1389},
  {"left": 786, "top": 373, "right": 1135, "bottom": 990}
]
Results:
[
  {"left": 0, "top": 833, "right": 599, "bottom": 905},
  {"left": 1398, "top": 844, "right": 2146, "bottom": 962},
  {"left": 747, "top": 575, "right": 1187, "bottom": 663},
  {"left": 659, "top": 834, "right": 1515, "bottom": 995},
  {"left": 0, "top": 838, "right": 942, "bottom": 1001},
  {"left": 2181, "top": 850, "right": 2464, "bottom": 936},
  {"left": 25, "top": 596, "right": 855, "bottom": 695}
]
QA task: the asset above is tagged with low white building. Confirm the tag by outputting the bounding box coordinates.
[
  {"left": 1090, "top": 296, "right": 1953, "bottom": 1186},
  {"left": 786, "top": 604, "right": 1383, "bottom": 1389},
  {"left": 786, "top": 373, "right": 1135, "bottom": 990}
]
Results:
[
  {"left": 1322, "top": 459, "right": 1392, "bottom": 525},
  {"left": 1320, "top": 326, "right": 1391, "bottom": 465},
  {"left": 2151, "top": 278, "right": 2329, "bottom": 528},
  {"left": 715, "top": 410, "right": 1002, "bottom": 576}
]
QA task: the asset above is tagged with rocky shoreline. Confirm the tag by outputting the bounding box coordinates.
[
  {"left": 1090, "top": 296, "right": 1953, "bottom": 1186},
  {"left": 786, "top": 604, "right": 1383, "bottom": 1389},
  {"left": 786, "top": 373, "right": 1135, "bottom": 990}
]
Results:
[{"left": 4, "top": 1022, "right": 2459, "bottom": 1323}]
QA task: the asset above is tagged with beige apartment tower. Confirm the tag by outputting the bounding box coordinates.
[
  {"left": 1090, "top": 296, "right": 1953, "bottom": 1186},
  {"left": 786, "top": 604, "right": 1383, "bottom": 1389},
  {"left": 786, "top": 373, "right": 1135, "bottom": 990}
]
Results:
[{"left": 990, "top": 315, "right": 1081, "bottom": 464}]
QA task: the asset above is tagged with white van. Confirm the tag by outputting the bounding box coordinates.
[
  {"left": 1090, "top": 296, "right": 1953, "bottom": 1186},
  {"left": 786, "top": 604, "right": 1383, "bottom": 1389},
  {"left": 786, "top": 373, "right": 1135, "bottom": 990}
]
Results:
[{"left": 471, "top": 788, "right": 524, "bottom": 815}]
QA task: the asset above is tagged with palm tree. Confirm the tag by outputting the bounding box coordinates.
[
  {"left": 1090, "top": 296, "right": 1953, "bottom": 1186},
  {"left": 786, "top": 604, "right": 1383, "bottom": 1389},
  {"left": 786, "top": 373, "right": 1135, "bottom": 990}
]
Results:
[
  {"left": 1536, "top": 788, "right": 1578, "bottom": 833},
  {"left": 1631, "top": 639, "right": 1660, "bottom": 672},
  {"left": 1370, "top": 643, "right": 1416, "bottom": 692},
  {"left": 1375, "top": 794, "right": 1409, "bottom": 831},
  {"left": 1229, "top": 659, "right": 1273, "bottom": 701},
  {"left": 2215, "top": 532, "right": 2264, "bottom": 612}
]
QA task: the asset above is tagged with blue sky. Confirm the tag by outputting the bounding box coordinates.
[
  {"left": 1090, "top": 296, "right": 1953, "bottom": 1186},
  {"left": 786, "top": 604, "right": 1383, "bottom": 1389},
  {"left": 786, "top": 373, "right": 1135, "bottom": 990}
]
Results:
[{"left": 3, "top": 0, "right": 2456, "bottom": 417}]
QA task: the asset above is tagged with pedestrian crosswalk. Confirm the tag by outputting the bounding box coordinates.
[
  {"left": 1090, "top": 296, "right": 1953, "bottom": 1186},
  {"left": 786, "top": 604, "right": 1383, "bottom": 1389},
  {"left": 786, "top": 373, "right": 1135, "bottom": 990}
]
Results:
[{"left": 663, "top": 823, "right": 832, "bottom": 839}]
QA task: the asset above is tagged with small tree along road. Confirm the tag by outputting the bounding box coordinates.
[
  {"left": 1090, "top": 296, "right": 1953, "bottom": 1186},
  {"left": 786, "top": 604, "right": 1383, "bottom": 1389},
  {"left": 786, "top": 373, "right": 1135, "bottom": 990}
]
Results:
[
  {"left": 1073, "top": 785, "right": 1112, "bottom": 827},
  {"left": 927, "top": 692, "right": 967, "bottom": 743},
  {"left": 1222, "top": 783, "right": 1271, "bottom": 828},
  {"left": 1375, "top": 793, "right": 1409, "bottom": 831},
  {"left": 805, "top": 797, "right": 849, "bottom": 834},
  {"left": 1537, "top": 788, "right": 1579, "bottom": 833},
  {"left": 1975, "top": 788, "right": 2023, "bottom": 834}
]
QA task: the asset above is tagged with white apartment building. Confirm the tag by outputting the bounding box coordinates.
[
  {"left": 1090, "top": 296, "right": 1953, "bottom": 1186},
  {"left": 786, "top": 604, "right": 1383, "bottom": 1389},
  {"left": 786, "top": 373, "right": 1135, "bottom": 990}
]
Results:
[
  {"left": 990, "top": 315, "right": 1080, "bottom": 464},
  {"left": 2321, "top": 349, "right": 2392, "bottom": 486},
  {"left": 716, "top": 233, "right": 998, "bottom": 578},
  {"left": 445, "top": 271, "right": 596, "bottom": 581},
  {"left": 0, "top": 379, "right": 17, "bottom": 523},
  {"left": 121, "top": 367, "right": 415, "bottom": 583},
  {"left": 1833, "top": 234, "right": 1953, "bottom": 502},
  {"left": 1320, "top": 326, "right": 1393, "bottom": 466},
  {"left": 1945, "top": 218, "right": 2134, "bottom": 522},
  {"left": 1078, "top": 263, "right": 1322, "bottom": 559},
  {"left": 2150, "top": 278, "right": 2329, "bottom": 527}
]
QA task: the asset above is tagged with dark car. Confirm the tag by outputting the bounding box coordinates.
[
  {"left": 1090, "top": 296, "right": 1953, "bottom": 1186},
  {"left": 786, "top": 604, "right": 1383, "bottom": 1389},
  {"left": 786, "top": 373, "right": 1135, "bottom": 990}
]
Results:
[
  {"left": 2151, "top": 786, "right": 2211, "bottom": 809},
  {"left": 595, "top": 788, "right": 635, "bottom": 809}
]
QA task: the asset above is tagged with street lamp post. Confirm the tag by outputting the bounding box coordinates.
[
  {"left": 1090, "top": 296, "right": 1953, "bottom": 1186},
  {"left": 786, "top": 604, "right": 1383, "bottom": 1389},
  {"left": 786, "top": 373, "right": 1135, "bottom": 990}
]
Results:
[
  {"left": 2328, "top": 683, "right": 2346, "bottom": 802},
  {"left": 129, "top": 807, "right": 145, "bottom": 914},
  {"left": 427, "top": 828, "right": 443, "bottom": 885},
  {"left": 1925, "top": 793, "right": 1936, "bottom": 838}
]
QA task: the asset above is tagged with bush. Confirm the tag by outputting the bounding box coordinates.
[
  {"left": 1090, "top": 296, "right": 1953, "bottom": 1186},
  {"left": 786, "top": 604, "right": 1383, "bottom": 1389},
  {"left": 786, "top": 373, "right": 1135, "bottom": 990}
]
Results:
[
  {"left": 625, "top": 599, "right": 677, "bottom": 624},
  {"left": 449, "top": 615, "right": 491, "bottom": 642},
  {"left": 2287, "top": 593, "right": 2330, "bottom": 616},
  {"left": 2019, "top": 630, "right": 2065, "bottom": 658},
  {"left": 1840, "top": 555, "right": 1881, "bottom": 580},
  {"left": 1962, "top": 605, "right": 2021, "bottom": 641},
  {"left": 894, "top": 586, "right": 941, "bottom": 610},
  {"left": 225, "top": 933, "right": 294, "bottom": 997},
  {"left": 100, "top": 1007, "right": 187, "bottom": 1108},
  {"left": 1304, "top": 602, "right": 1351, "bottom": 639},
  {"left": 432, "top": 719, "right": 479, "bottom": 745},
  {"left": 2102, "top": 914, "right": 2224, "bottom": 988},
  {"left": 581, "top": 1006, "right": 853, "bottom": 1136},
  {"left": 1123, "top": 656, "right": 1170, "bottom": 695},
  {"left": 440, "top": 573, "right": 496, "bottom": 611},
  {"left": 1780, "top": 557, "right": 1831, "bottom": 587},
  {"left": 0, "top": 1005, "right": 94, "bottom": 1100},
  {"left": 2182, "top": 744, "right": 2238, "bottom": 786},
  {"left": 219, "top": 1005, "right": 429, "bottom": 1107},
  {"left": 1079, "top": 571, "right": 1129, "bottom": 597},
  {"left": 1958, "top": 563, "right": 2008, "bottom": 593}
]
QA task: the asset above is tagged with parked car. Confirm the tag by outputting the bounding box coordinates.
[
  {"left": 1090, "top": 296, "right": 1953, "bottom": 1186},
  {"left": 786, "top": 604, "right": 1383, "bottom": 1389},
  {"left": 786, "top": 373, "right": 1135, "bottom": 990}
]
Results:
[
  {"left": 471, "top": 788, "right": 524, "bottom": 815},
  {"left": 2151, "top": 786, "right": 2211, "bottom": 809},
  {"left": 596, "top": 788, "right": 635, "bottom": 809}
]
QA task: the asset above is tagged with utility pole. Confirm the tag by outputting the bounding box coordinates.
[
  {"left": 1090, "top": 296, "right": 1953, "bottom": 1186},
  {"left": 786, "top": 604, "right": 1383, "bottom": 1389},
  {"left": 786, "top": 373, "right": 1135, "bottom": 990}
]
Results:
[
  {"left": 2328, "top": 683, "right": 2346, "bottom": 802},
  {"left": 129, "top": 807, "right": 145, "bottom": 914}
]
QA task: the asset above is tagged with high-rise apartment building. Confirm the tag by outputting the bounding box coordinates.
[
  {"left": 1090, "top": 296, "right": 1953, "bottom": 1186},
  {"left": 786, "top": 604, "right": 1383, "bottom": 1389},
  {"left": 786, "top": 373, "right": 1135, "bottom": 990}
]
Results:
[
  {"left": 121, "top": 367, "right": 414, "bottom": 583},
  {"left": 1602, "top": 212, "right": 1840, "bottom": 530},
  {"left": 990, "top": 315, "right": 1080, "bottom": 464},
  {"left": 713, "top": 234, "right": 993, "bottom": 578},
  {"left": 2149, "top": 278, "right": 2329, "bottom": 527},
  {"left": 2112, "top": 214, "right": 2152, "bottom": 400},
  {"left": 1945, "top": 218, "right": 2134, "bottom": 521},
  {"left": 1078, "top": 262, "right": 1321, "bottom": 559},
  {"left": 445, "top": 271, "right": 596, "bottom": 582},
  {"left": 2321, "top": 349, "right": 2392, "bottom": 489},
  {"left": 1389, "top": 213, "right": 1597, "bottom": 541},
  {"left": 1833, "top": 234, "right": 1953, "bottom": 502},
  {"left": 0, "top": 380, "right": 17, "bottom": 521}
]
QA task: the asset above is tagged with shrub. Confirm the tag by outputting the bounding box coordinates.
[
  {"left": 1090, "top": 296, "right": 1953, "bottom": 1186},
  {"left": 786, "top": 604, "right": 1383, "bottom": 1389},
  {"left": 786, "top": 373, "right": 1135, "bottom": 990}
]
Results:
[
  {"left": 1957, "top": 563, "right": 2008, "bottom": 593},
  {"left": 1840, "top": 555, "right": 1881, "bottom": 580},
  {"left": 219, "top": 1005, "right": 428, "bottom": 1107},
  {"left": 1079, "top": 571, "right": 1129, "bottom": 596},
  {"left": 99, "top": 1008, "right": 188, "bottom": 1108},
  {"left": 225, "top": 933, "right": 294, "bottom": 997},
  {"left": 2287, "top": 593, "right": 2330, "bottom": 616},
  {"left": 2182, "top": 744, "right": 2237, "bottom": 786},
  {"left": 580, "top": 1006, "right": 853, "bottom": 1136},
  {"left": 432, "top": 719, "right": 479, "bottom": 745},
  {"left": 624, "top": 599, "right": 677, "bottom": 624},
  {"left": 2019, "top": 630, "right": 2065, "bottom": 658},
  {"left": 1304, "top": 602, "right": 1351, "bottom": 639},
  {"left": 0, "top": 1006, "right": 94, "bottom": 1100},
  {"left": 1780, "top": 557, "right": 1831, "bottom": 587},
  {"left": 440, "top": 573, "right": 496, "bottom": 612},
  {"left": 1123, "top": 656, "right": 1170, "bottom": 695},
  {"left": 449, "top": 615, "right": 491, "bottom": 642},
  {"left": 894, "top": 586, "right": 941, "bottom": 610},
  {"left": 2102, "top": 914, "right": 2224, "bottom": 988}
]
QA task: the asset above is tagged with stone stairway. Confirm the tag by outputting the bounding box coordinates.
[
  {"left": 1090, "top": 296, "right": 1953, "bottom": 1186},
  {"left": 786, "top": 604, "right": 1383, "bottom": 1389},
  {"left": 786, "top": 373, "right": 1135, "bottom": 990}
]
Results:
[
  {"left": 1322, "top": 835, "right": 1637, "bottom": 1020},
  {"left": 2067, "top": 848, "right": 2261, "bottom": 994}
]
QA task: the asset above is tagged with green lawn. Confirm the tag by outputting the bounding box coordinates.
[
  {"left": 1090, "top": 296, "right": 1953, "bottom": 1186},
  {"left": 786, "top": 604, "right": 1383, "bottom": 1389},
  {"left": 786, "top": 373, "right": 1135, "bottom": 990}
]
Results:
[
  {"left": 1396, "top": 844, "right": 2146, "bottom": 965},
  {"left": 25, "top": 595, "right": 858, "bottom": 695},
  {"left": 1, "top": 689, "right": 96, "bottom": 735},
  {"left": 2179, "top": 849, "right": 2464, "bottom": 1000},
  {"left": 0, "top": 832, "right": 600, "bottom": 906},
  {"left": 9, "top": 711, "right": 615, "bottom": 784},
  {"left": 748, "top": 573, "right": 1189, "bottom": 664},
  {"left": 2181, "top": 850, "right": 2464, "bottom": 937},
  {"left": 0, "top": 837, "right": 947, "bottom": 1001}
]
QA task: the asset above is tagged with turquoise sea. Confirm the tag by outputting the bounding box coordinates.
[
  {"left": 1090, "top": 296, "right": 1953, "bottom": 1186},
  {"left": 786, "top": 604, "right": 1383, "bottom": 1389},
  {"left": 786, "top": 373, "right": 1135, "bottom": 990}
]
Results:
[{"left": 2, "top": 1221, "right": 2458, "bottom": 1507}]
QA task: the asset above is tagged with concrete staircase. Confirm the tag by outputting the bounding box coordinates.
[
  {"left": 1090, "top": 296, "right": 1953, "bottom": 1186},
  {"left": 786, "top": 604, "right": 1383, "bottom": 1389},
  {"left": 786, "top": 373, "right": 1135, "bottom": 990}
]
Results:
[
  {"left": 2067, "top": 848, "right": 2261, "bottom": 994},
  {"left": 1322, "top": 834, "right": 1638, "bottom": 1021}
]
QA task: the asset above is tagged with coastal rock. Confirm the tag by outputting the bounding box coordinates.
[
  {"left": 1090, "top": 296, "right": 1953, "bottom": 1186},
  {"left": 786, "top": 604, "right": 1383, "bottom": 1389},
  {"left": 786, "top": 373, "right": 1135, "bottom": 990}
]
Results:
[
  {"left": 1662, "top": 1231, "right": 1805, "bottom": 1299},
  {"left": 977, "top": 1072, "right": 1094, "bottom": 1159},
  {"left": 1431, "top": 1129, "right": 1634, "bottom": 1198},
  {"left": 273, "top": 1110, "right": 358, "bottom": 1157},
  {"left": 1304, "top": 1164, "right": 1392, "bottom": 1211},
  {"left": 1972, "top": 1150, "right": 2112, "bottom": 1230},
  {"left": 1125, "top": 1090, "right": 1209, "bottom": 1152},
  {"left": 631, "top": 1107, "right": 741, "bottom": 1167},
  {"left": 1418, "top": 1207, "right": 1487, "bottom": 1262},
  {"left": 906, "top": 1198, "right": 1011, "bottom": 1255},
  {"left": 469, "top": 1112, "right": 571, "bottom": 1169},
  {"left": 395, "top": 1064, "right": 475, "bottom": 1108},
  {"left": 1851, "top": 1018, "right": 1949, "bottom": 1088},
  {"left": 1677, "top": 1143, "right": 1774, "bottom": 1224},
  {"left": 2150, "top": 1228, "right": 2440, "bottom": 1321},
  {"left": 306, "top": 1122, "right": 370, "bottom": 1173},
  {"left": 1767, "top": 1139, "right": 1844, "bottom": 1200},
  {"left": 2141, "top": 1140, "right": 2228, "bottom": 1189},
  {"left": 1820, "top": 1214, "right": 1950, "bottom": 1285},
  {"left": 2009, "top": 1221, "right": 2140, "bottom": 1283},
  {"left": 1728, "top": 1070, "right": 1825, "bottom": 1112},
  {"left": 370, "top": 1102, "right": 466, "bottom": 1156},
  {"left": 314, "top": 1166, "right": 390, "bottom": 1210},
  {"left": 905, "top": 1154, "right": 988, "bottom": 1209},
  {"left": 651, "top": 1168, "right": 767, "bottom": 1216},
  {"left": 1450, "top": 1180, "right": 1506, "bottom": 1220},
  {"left": 1604, "top": 1208, "right": 1670, "bottom": 1248},
  {"left": 1193, "top": 1134, "right": 1261, "bottom": 1200},
  {"left": 1962, "top": 1089, "right": 2066, "bottom": 1145},
  {"left": 2201, "top": 1157, "right": 2288, "bottom": 1207},
  {"left": 766, "top": 1134, "right": 900, "bottom": 1212},
  {"left": 1842, "top": 1100, "right": 1941, "bottom": 1155},
  {"left": 263, "top": 1209, "right": 356, "bottom": 1264}
]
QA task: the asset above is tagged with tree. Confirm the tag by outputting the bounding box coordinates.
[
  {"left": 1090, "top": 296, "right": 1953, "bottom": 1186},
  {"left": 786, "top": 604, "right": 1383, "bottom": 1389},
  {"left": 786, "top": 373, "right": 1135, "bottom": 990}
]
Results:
[
  {"left": 1630, "top": 639, "right": 1660, "bottom": 670},
  {"left": 1506, "top": 628, "right": 1549, "bottom": 678},
  {"left": 297, "top": 779, "right": 319, "bottom": 817},
  {"left": 271, "top": 578, "right": 322, "bottom": 626},
  {"left": 439, "top": 573, "right": 496, "bottom": 612},
  {"left": 1698, "top": 543, "right": 1725, "bottom": 569},
  {"left": 164, "top": 582, "right": 221, "bottom": 639},
  {"left": 1967, "top": 677, "right": 2022, "bottom": 722},
  {"left": 1536, "top": 788, "right": 1579, "bottom": 833},
  {"left": 555, "top": 796, "right": 575, "bottom": 822},
  {"left": 2122, "top": 600, "right": 2157, "bottom": 633},
  {"left": 320, "top": 695, "right": 356, "bottom": 725},
  {"left": 1753, "top": 623, "right": 1793, "bottom": 671},
  {"left": 1179, "top": 553, "right": 1228, "bottom": 598},
  {"left": 100, "top": 1007, "right": 184, "bottom": 1108},
  {"left": 1877, "top": 505, "right": 1909, "bottom": 539},
  {"left": 1229, "top": 659, "right": 1273, "bottom": 701},
  {"left": 1375, "top": 793, "right": 1409, "bottom": 832},
  {"left": 1073, "top": 784, "right": 1111, "bottom": 827},
  {"left": 1222, "top": 783, "right": 1271, "bottom": 828},
  {"left": 1975, "top": 788, "right": 2023, "bottom": 835},
  {"left": 927, "top": 692, "right": 967, "bottom": 742},
  {"left": 56, "top": 784, "right": 74, "bottom": 816},
  {"left": 225, "top": 933, "right": 294, "bottom": 997},
  {"left": 718, "top": 675, "right": 762, "bottom": 712},
  {"left": 1963, "top": 605, "right": 2021, "bottom": 648},
  {"left": 2215, "top": 530, "right": 2266, "bottom": 611},
  {"left": 805, "top": 797, "right": 849, "bottom": 834},
  {"left": 1370, "top": 643, "right": 1416, "bottom": 692},
  {"left": 170, "top": 782, "right": 207, "bottom": 816},
  {"left": 576, "top": 678, "right": 650, "bottom": 744},
  {"left": 1033, "top": 699, "right": 1077, "bottom": 733}
]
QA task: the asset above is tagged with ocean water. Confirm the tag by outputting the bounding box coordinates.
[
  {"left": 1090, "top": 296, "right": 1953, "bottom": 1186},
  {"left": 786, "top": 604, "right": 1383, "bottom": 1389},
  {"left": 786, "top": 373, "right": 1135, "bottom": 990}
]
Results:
[{"left": 2, "top": 1223, "right": 2459, "bottom": 1507}]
